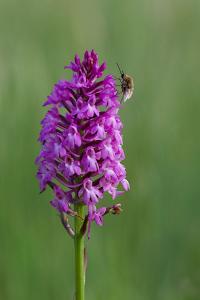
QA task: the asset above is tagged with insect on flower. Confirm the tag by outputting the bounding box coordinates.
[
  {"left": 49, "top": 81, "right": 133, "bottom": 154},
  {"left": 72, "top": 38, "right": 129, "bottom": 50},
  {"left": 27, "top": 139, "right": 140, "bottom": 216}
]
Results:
[
  {"left": 36, "top": 50, "right": 130, "bottom": 238},
  {"left": 116, "top": 63, "right": 134, "bottom": 103}
]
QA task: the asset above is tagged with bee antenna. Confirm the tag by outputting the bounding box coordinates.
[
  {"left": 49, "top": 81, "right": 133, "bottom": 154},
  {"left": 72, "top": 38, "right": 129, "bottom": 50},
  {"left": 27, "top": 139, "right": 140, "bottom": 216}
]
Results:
[{"left": 116, "top": 63, "right": 124, "bottom": 76}]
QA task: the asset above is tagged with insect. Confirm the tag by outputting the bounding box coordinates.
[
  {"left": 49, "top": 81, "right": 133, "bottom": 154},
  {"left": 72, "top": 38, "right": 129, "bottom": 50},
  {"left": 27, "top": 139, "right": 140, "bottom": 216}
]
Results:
[{"left": 116, "top": 63, "right": 134, "bottom": 103}]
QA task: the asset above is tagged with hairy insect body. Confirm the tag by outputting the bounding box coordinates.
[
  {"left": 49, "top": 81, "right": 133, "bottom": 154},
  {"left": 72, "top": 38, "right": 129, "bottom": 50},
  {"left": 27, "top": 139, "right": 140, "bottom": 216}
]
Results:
[
  {"left": 117, "top": 63, "right": 134, "bottom": 103},
  {"left": 121, "top": 74, "right": 134, "bottom": 102}
]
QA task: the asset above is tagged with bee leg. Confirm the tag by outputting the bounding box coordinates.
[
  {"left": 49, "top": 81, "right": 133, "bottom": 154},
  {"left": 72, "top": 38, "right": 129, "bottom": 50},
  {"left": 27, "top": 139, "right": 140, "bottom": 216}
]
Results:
[
  {"left": 113, "top": 76, "right": 123, "bottom": 83},
  {"left": 116, "top": 90, "right": 124, "bottom": 103}
]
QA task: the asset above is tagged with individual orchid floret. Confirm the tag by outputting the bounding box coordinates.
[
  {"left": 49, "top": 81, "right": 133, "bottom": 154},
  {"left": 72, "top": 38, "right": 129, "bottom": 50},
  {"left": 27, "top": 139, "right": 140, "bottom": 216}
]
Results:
[
  {"left": 50, "top": 185, "right": 70, "bottom": 213},
  {"left": 81, "top": 147, "right": 99, "bottom": 173},
  {"left": 64, "top": 124, "right": 82, "bottom": 149},
  {"left": 78, "top": 178, "right": 103, "bottom": 205}
]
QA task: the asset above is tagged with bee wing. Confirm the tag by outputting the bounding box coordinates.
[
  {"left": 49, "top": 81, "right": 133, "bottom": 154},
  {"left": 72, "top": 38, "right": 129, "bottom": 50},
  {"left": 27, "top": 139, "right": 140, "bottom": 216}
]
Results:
[{"left": 123, "top": 89, "right": 133, "bottom": 102}]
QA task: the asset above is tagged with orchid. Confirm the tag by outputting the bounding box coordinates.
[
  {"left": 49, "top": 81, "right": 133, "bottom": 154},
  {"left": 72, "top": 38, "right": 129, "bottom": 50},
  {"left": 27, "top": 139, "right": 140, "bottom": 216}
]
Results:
[{"left": 36, "top": 50, "right": 130, "bottom": 300}]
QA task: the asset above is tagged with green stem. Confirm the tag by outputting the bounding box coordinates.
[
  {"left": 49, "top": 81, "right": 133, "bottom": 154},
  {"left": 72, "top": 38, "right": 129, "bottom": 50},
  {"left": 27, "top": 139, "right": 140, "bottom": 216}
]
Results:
[{"left": 74, "top": 204, "right": 85, "bottom": 300}]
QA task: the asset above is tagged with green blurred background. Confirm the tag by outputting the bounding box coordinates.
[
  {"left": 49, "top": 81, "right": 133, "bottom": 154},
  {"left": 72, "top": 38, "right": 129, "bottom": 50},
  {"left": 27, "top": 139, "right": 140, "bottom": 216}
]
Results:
[{"left": 0, "top": 0, "right": 200, "bottom": 299}]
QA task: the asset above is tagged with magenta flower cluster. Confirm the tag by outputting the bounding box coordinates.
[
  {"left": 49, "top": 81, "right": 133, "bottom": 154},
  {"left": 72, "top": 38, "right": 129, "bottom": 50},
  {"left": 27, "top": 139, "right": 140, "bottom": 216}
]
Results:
[{"left": 36, "top": 50, "right": 129, "bottom": 233}]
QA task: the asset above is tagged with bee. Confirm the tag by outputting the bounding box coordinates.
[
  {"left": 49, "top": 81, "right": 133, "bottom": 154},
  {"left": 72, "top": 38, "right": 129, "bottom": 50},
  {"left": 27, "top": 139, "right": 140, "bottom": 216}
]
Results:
[{"left": 116, "top": 63, "right": 134, "bottom": 103}]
